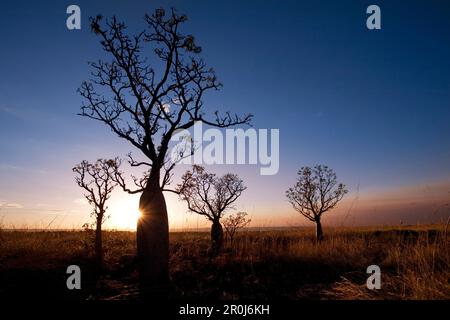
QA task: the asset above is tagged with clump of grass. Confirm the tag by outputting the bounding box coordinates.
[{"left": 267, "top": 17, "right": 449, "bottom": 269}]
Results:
[
  {"left": 384, "top": 229, "right": 449, "bottom": 299},
  {"left": 327, "top": 227, "right": 450, "bottom": 299}
]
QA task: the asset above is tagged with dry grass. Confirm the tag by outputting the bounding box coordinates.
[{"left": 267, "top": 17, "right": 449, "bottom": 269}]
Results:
[
  {"left": 324, "top": 227, "right": 450, "bottom": 299},
  {"left": 0, "top": 225, "right": 448, "bottom": 300}
]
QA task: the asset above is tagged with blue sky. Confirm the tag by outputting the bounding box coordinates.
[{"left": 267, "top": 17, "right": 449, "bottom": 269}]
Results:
[{"left": 1, "top": 0, "right": 449, "bottom": 229}]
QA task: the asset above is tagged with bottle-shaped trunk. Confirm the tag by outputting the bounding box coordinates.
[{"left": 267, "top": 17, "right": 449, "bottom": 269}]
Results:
[
  {"left": 137, "top": 172, "right": 169, "bottom": 298},
  {"left": 210, "top": 219, "right": 224, "bottom": 256}
]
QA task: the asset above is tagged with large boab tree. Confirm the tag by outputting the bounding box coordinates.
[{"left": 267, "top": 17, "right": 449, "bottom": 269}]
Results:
[
  {"left": 78, "top": 9, "right": 252, "bottom": 297},
  {"left": 177, "top": 165, "right": 246, "bottom": 256}
]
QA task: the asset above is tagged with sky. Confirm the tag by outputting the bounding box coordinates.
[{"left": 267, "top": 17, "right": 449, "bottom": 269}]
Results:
[{"left": 0, "top": 0, "right": 449, "bottom": 230}]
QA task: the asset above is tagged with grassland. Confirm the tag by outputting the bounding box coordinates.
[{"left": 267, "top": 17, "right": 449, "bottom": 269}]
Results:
[{"left": 0, "top": 225, "right": 448, "bottom": 300}]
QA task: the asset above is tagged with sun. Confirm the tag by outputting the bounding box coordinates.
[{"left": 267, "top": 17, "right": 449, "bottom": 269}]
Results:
[{"left": 108, "top": 195, "right": 141, "bottom": 230}]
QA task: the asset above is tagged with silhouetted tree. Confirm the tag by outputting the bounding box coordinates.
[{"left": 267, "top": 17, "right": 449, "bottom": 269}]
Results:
[
  {"left": 73, "top": 159, "right": 119, "bottom": 267},
  {"left": 286, "top": 165, "right": 348, "bottom": 241},
  {"left": 223, "top": 211, "right": 251, "bottom": 248},
  {"left": 78, "top": 8, "right": 252, "bottom": 296},
  {"left": 177, "top": 165, "right": 246, "bottom": 255}
]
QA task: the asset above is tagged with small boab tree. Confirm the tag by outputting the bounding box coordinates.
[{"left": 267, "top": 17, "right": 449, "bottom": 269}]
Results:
[
  {"left": 177, "top": 165, "right": 246, "bottom": 255},
  {"left": 73, "top": 158, "right": 119, "bottom": 266},
  {"left": 78, "top": 8, "right": 251, "bottom": 296},
  {"left": 286, "top": 165, "right": 348, "bottom": 241},
  {"left": 223, "top": 212, "right": 251, "bottom": 248}
]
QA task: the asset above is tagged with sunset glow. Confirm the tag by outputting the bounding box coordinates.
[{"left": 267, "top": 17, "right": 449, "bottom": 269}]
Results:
[
  {"left": 108, "top": 196, "right": 142, "bottom": 230},
  {"left": 0, "top": 1, "right": 449, "bottom": 303}
]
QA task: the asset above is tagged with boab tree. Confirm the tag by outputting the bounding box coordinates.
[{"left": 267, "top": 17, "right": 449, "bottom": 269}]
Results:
[
  {"left": 73, "top": 159, "right": 119, "bottom": 267},
  {"left": 286, "top": 165, "right": 348, "bottom": 241},
  {"left": 223, "top": 211, "right": 251, "bottom": 248},
  {"left": 177, "top": 165, "right": 246, "bottom": 255},
  {"left": 78, "top": 9, "right": 251, "bottom": 296}
]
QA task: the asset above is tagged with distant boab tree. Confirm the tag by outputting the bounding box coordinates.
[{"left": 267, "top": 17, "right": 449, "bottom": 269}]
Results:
[
  {"left": 73, "top": 158, "right": 119, "bottom": 266},
  {"left": 177, "top": 165, "right": 246, "bottom": 255},
  {"left": 286, "top": 165, "right": 348, "bottom": 241},
  {"left": 223, "top": 212, "right": 251, "bottom": 247},
  {"left": 78, "top": 8, "right": 251, "bottom": 296}
]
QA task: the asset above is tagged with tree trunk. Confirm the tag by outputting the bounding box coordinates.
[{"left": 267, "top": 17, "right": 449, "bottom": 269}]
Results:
[
  {"left": 229, "top": 233, "right": 234, "bottom": 248},
  {"left": 95, "top": 215, "right": 103, "bottom": 268},
  {"left": 210, "top": 219, "right": 224, "bottom": 256},
  {"left": 315, "top": 219, "right": 324, "bottom": 242},
  {"left": 137, "top": 172, "right": 169, "bottom": 299}
]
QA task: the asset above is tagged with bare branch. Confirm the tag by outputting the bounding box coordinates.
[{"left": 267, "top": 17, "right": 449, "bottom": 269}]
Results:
[
  {"left": 72, "top": 158, "right": 119, "bottom": 221},
  {"left": 286, "top": 165, "right": 348, "bottom": 222},
  {"left": 79, "top": 9, "right": 252, "bottom": 192},
  {"left": 176, "top": 165, "right": 246, "bottom": 222}
]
